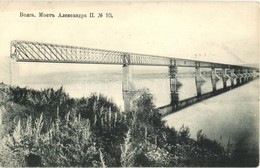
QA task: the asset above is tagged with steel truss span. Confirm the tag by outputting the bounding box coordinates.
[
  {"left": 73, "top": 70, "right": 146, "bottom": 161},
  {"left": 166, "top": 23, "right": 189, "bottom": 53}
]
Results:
[{"left": 10, "top": 40, "right": 256, "bottom": 70}]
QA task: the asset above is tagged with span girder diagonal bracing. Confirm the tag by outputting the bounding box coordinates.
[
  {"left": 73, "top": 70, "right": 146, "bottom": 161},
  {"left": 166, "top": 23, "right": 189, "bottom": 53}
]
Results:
[{"left": 10, "top": 40, "right": 257, "bottom": 70}]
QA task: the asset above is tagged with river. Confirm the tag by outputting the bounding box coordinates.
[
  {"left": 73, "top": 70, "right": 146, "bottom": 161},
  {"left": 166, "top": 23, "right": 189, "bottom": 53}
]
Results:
[
  {"left": 11, "top": 64, "right": 230, "bottom": 109},
  {"left": 164, "top": 79, "right": 259, "bottom": 151}
]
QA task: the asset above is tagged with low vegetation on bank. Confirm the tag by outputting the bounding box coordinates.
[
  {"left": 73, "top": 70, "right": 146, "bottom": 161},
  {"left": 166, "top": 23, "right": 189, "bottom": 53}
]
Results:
[{"left": 0, "top": 84, "right": 257, "bottom": 167}]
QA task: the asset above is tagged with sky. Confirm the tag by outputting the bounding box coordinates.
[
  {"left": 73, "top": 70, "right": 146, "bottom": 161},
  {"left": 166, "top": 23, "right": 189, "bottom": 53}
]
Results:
[{"left": 0, "top": 2, "right": 259, "bottom": 83}]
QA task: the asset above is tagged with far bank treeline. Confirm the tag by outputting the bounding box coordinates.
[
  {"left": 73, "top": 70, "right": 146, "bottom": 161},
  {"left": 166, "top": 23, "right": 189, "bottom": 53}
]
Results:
[{"left": 0, "top": 84, "right": 256, "bottom": 167}]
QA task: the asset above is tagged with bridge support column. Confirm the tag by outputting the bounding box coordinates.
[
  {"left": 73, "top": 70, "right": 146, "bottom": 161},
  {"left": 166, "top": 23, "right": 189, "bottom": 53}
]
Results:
[
  {"left": 252, "top": 70, "right": 257, "bottom": 80},
  {"left": 211, "top": 67, "right": 220, "bottom": 92},
  {"left": 250, "top": 70, "right": 254, "bottom": 80},
  {"left": 230, "top": 69, "right": 237, "bottom": 87},
  {"left": 239, "top": 70, "right": 244, "bottom": 84},
  {"left": 169, "top": 60, "right": 182, "bottom": 110},
  {"left": 249, "top": 69, "right": 254, "bottom": 81},
  {"left": 251, "top": 69, "right": 255, "bottom": 80},
  {"left": 247, "top": 69, "right": 251, "bottom": 81},
  {"left": 235, "top": 69, "right": 242, "bottom": 85},
  {"left": 122, "top": 54, "right": 133, "bottom": 112},
  {"left": 222, "top": 68, "right": 229, "bottom": 89},
  {"left": 245, "top": 69, "right": 249, "bottom": 83},
  {"left": 195, "top": 63, "right": 205, "bottom": 97},
  {"left": 242, "top": 69, "right": 247, "bottom": 83}
]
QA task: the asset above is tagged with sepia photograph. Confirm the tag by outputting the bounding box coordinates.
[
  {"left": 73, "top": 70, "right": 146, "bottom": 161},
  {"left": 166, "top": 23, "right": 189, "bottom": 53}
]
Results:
[{"left": 0, "top": 1, "right": 259, "bottom": 167}]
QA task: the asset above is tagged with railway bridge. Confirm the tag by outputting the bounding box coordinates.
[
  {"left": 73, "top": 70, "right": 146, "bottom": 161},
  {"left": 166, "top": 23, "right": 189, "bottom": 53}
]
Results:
[{"left": 10, "top": 40, "right": 259, "bottom": 116}]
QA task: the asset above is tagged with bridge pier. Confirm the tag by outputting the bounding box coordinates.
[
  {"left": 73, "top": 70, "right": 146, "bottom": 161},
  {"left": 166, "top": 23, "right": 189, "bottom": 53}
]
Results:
[
  {"left": 211, "top": 67, "right": 220, "bottom": 92},
  {"left": 122, "top": 54, "right": 133, "bottom": 112},
  {"left": 195, "top": 63, "right": 206, "bottom": 97},
  {"left": 244, "top": 69, "right": 248, "bottom": 83},
  {"left": 247, "top": 69, "right": 251, "bottom": 81},
  {"left": 222, "top": 68, "right": 230, "bottom": 88},
  {"left": 242, "top": 69, "right": 247, "bottom": 83},
  {"left": 169, "top": 60, "right": 182, "bottom": 110},
  {"left": 249, "top": 69, "right": 254, "bottom": 81},
  {"left": 251, "top": 69, "right": 256, "bottom": 80},
  {"left": 230, "top": 69, "right": 237, "bottom": 87},
  {"left": 250, "top": 69, "right": 254, "bottom": 81},
  {"left": 235, "top": 69, "right": 242, "bottom": 85},
  {"left": 247, "top": 69, "right": 252, "bottom": 81},
  {"left": 253, "top": 70, "right": 258, "bottom": 79},
  {"left": 239, "top": 69, "right": 244, "bottom": 84}
]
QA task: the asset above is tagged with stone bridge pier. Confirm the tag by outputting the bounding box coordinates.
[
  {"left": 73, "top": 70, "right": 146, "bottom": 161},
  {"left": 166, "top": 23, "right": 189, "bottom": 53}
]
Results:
[
  {"left": 195, "top": 62, "right": 206, "bottom": 97},
  {"left": 122, "top": 54, "right": 133, "bottom": 112},
  {"left": 222, "top": 68, "right": 231, "bottom": 88},
  {"left": 235, "top": 69, "right": 243, "bottom": 85},
  {"left": 211, "top": 67, "right": 221, "bottom": 92},
  {"left": 169, "top": 60, "right": 182, "bottom": 110},
  {"left": 230, "top": 69, "right": 237, "bottom": 87}
]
